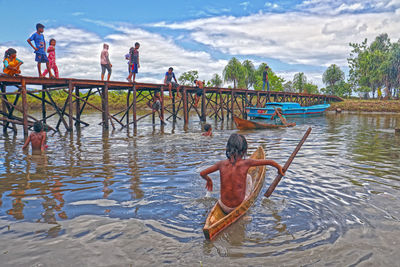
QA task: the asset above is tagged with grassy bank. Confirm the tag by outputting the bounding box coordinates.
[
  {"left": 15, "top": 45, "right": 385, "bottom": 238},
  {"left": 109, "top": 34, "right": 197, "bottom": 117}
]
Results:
[{"left": 328, "top": 99, "right": 400, "bottom": 113}]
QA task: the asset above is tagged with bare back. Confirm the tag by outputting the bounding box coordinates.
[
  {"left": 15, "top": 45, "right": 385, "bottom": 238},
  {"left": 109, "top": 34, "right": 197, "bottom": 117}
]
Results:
[
  {"left": 218, "top": 158, "right": 251, "bottom": 208},
  {"left": 28, "top": 132, "right": 45, "bottom": 152}
]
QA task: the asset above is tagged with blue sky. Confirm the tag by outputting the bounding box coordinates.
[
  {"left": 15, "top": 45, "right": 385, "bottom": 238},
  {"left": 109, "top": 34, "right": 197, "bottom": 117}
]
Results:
[{"left": 1, "top": 0, "right": 400, "bottom": 88}]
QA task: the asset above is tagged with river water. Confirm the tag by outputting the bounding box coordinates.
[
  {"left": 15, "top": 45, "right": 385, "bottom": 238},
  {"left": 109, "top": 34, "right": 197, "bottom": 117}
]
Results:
[{"left": 0, "top": 112, "right": 399, "bottom": 266}]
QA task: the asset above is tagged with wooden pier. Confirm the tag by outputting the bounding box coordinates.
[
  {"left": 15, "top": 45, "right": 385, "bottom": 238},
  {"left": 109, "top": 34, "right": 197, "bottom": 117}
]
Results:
[{"left": 0, "top": 76, "right": 342, "bottom": 138}]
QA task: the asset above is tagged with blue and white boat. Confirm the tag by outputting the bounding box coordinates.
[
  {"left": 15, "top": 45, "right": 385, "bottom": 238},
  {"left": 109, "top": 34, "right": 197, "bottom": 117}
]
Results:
[{"left": 246, "top": 102, "right": 330, "bottom": 119}]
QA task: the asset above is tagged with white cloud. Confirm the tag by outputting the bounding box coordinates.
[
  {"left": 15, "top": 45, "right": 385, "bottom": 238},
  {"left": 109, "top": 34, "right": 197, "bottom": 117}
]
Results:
[
  {"left": 151, "top": 8, "right": 400, "bottom": 69},
  {"left": 2, "top": 25, "right": 227, "bottom": 84}
]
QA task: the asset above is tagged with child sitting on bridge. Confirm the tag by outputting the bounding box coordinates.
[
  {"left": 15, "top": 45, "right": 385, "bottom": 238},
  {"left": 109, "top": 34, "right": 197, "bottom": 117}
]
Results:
[
  {"left": 200, "top": 133, "right": 284, "bottom": 213},
  {"left": 3, "top": 48, "right": 23, "bottom": 76}
]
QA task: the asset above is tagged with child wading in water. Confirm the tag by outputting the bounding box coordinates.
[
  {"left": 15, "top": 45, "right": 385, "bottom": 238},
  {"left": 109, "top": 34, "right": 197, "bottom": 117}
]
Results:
[
  {"left": 3, "top": 48, "right": 23, "bottom": 76},
  {"left": 200, "top": 133, "right": 284, "bottom": 214},
  {"left": 27, "top": 23, "right": 54, "bottom": 78},
  {"left": 147, "top": 91, "right": 166, "bottom": 125},
  {"left": 43, "top": 39, "right": 59, "bottom": 78},
  {"left": 202, "top": 123, "right": 212, "bottom": 136},
  {"left": 22, "top": 121, "right": 46, "bottom": 154}
]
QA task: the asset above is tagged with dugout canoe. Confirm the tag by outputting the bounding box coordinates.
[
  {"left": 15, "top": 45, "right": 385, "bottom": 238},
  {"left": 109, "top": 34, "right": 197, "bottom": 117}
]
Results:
[
  {"left": 233, "top": 116, "right": 296, "bottom": 130},
  {"left": 203, "top": 146, "right": 266, "bottom": 240}
]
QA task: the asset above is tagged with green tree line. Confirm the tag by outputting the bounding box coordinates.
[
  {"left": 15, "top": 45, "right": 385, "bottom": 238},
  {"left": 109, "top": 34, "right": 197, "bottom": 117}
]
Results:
[{"left": 178, "top": 33, "right": 400, "bottom": 99}]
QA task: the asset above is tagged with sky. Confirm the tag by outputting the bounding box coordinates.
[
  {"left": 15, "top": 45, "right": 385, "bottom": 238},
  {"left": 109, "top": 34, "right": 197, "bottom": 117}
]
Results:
[{"left": 1, "top": 0, "right": 400, "bottom": 88}]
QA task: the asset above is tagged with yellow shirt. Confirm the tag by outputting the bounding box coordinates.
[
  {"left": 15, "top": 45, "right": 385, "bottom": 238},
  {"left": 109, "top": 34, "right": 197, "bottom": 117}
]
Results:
[{"left": 3, "top": 57, "right": 23, "bottom": 75}]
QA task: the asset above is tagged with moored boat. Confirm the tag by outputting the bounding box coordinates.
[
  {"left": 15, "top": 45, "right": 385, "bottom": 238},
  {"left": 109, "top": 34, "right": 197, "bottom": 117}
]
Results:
[
  {"left": 233, "top": 116, "right": 296, "bottom": 130},
  {"left": 203, "top": 146, "right": 266, "bottom": 240},
  {"left": 246, "top": 102, "right": 330, "bottom": 119}
]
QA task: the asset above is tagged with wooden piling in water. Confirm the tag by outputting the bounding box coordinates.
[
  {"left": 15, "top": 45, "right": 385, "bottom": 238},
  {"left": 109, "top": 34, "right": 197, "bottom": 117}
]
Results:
[
  {"left": 183, "top": 88, "right": 188, "bottom": 124},
  {"left": 201, "top": 88, "right": 206, "bottom": 122},
  {"left": 68, "top": 81, "right": 74, "bottom": 131},
  {"left": 160, "top": 86, "right": 165, "bottom": 124},
  {"left": 132, "top": 85, "right": 137, "bottom": 129},
  {"left": 41, "top": 86, "right": 46, "bottom": 123},
  {"left": 1, "top": 84, "right": 6, "bottom": 133},
  {"left": 21, "top": 78, "right": 28, "bottom": 139},
  {"left": 102, "top": 83, "right": 109, "bottom": 129},
  {"left": 75, "top": 87, "right": 80, "bottom": 128}
]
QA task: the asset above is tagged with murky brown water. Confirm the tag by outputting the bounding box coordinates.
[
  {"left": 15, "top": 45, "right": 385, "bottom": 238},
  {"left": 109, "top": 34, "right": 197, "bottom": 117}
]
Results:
[{"left": 0, "top": 112, "right": 400, "bottom": 266}]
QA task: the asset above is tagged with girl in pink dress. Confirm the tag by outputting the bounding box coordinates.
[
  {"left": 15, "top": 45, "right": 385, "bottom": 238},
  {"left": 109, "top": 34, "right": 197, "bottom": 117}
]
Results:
[{"left": 43, "top": 39, "right": 59, "bottom": 78}]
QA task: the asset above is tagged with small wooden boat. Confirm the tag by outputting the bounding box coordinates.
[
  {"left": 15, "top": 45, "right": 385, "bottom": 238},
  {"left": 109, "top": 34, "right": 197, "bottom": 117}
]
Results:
[
  {"left": 203, "top": 146, "right": 266, "bottom": 240},
  {"left": 233, "top": 116, "right": 296, "bottom": 130}
]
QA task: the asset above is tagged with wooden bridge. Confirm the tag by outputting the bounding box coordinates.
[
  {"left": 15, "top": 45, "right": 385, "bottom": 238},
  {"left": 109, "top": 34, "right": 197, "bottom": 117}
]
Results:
[{"left": 0, "top": 76, "right": 342, "bottom": 138}]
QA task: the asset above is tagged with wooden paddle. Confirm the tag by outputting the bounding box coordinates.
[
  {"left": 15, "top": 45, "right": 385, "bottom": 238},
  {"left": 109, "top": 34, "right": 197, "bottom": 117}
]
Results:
[{"left": 264, "top": 127, "right": 312, "bottom": 197}]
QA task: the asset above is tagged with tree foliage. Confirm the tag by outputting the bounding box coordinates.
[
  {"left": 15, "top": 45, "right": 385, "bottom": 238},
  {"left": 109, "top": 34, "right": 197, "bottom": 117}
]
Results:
[
  {"left": 223, "top": 57, "right": 245, "bottom": 89},
  {"left": 210, "top": 73, "right": 223, "bottom": 87},
  {"left": 178, "top": 70, "right": 199, "bottom": 86},
  {"left": 348, "top": 33, "right": 400, "bottom": 98}
]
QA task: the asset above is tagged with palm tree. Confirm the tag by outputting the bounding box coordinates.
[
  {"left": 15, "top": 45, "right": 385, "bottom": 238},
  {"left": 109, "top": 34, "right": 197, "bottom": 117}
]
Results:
[
  {"left": 323, "top": 64, "right": 345, "bottom": 95},
  {"left": 210, "top": 73, "right": 223, "bottom": 87},
  {"left": 242, "top": 60, "right": 256, "bottom": 89},
  {"left": 223, "top": 57, "right": 244, "bottom": 89},
  {"left": 293, "top": 72, "right": 307, "bottom": 93}
]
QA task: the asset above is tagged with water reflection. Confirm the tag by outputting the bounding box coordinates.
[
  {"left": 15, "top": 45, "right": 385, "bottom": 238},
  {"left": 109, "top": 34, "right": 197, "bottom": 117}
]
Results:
[{"left": 0, "top": 112, "right": 400, "bottom": 265}]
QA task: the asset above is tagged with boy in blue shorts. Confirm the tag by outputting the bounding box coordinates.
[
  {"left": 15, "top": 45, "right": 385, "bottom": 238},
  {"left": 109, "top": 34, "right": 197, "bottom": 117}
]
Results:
[
  {"left": 27, "top": 23, "right": 54, "bottom": 78},
  {"left": 127, "top": 42, "right": 140, "bottom": 82}
]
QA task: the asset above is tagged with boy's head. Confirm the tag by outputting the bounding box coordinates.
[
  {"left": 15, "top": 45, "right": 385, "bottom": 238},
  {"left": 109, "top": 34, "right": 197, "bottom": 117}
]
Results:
[
  {"left": 194, "top": 80, "right": 198, "bottom": 84},
  {"left": 154, "top": 91, "right": 160, "bottom": 97},
  {"left": 135, "top": 42, "right": 140, "bottom": 49},
  {"left": 168, "top": 67, "right": 173, "bottom": 73},
  {"left": 103, "top": 43, "right": 109, "bottom": 49},
  {"left": 33, "top": 121, "right": 43, "bottom": 133},
  {"left": 49, "top": 39, "right": 56, "bottom": 46},
  {"left": 36, "top": 23, "right": 45, "bottom": 32},
  {"left": 203, "top": 124, "right": 211, "bottom": 132},
  {"left": 226, "top": 133, "right": 247, "bottom": 163},
  {"left": 265, "top": 66, "right": 269, "bottom": 70},
  {"left": 4, "top": 48, "right": 17, "bottom": 59}
]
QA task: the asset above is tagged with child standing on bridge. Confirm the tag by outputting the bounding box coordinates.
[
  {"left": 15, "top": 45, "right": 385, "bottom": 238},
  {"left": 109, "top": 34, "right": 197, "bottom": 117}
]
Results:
[
  {"left": 200, "top": 133, "right": 284, "bottom": 213},
  {"left": 43, "top": 39, "right": 59, "bottom": 78},
  {"left": 3, "top": 48, "right": 23, "bottom": 76},
  {"left": 27, "top": 23, "right": 54, "bottom": 78},
  {"left": 100, "top": 43, "right": 112, "bottom": 81},
  {"left": 194, "top": 79, "right": 204, "bottom": 108},
  {"left": 126, "top": 42, "right": 140, "bottom": 83}
]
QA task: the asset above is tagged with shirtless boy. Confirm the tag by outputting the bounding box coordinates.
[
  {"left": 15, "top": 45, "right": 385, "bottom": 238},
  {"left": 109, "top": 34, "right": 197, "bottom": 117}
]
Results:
[
  {"left": 22, "top": 121, "right": 46, "bottom": 154},
  {"left": 200, "top": 133, "right": 284, "bottom": 213}
]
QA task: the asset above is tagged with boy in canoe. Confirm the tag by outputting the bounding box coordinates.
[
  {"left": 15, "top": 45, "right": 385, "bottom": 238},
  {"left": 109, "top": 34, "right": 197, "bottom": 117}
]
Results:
[
  {"left": 200, "top": 133, "right": 285, "bottom": 213},
  {"left": 271, "top": 107, "right": 287, "bottom": 125}
]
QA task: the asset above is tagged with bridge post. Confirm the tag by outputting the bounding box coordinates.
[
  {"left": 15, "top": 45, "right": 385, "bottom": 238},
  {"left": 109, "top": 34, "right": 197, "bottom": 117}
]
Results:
[
  {"left": 126, "top": 88, "right": 130, "bottom": 126},
  {"left": 1, "top": 84, "right": 6, "bottom": 133},
  {"left": 183, "top": 88, "right": 188, "bottom": 124},
  {"left": 172, "top": 91, "right": 176, "bottom": 122},
  {"left": 68, "top": 81, "right": 74, "bottom": 131},
  {"left": 219, "top": 89, "right": 224, "bottom": 121},
  {"left": 102, "top": 83, "right": 109, "bottom": 129},
  {"left": 41, "top": 85, "right": 46, "bottom": 124},
  {"left": 132, "top": 85, "right": 137, "bottom": 129},
  {"left": 75, "top": 87, "right": 80, "bottom": 129},
  {"left": 201, "top": 87, "right": 206, "bottom": 122},
  {"left": 21, "top": 78, "right": 28, "bottom": 139},
  {"left": 230, "top": 90, "right": 234, "bottom": 119},
  {"left": 160, "top": 86, "right": 165, "bottom": 124}
]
